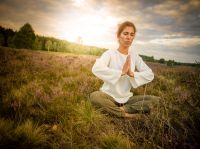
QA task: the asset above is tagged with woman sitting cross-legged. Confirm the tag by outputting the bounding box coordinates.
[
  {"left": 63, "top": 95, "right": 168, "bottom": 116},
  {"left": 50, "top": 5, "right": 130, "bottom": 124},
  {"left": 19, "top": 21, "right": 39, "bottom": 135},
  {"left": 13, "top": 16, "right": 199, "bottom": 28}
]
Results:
[{"left": 89, "top": 21, "right": 160, "bottom": 119}]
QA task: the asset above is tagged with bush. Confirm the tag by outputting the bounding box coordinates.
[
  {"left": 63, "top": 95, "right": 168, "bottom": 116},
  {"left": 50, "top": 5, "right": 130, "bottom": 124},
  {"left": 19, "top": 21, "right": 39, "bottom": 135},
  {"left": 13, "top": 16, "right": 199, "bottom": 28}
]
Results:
[{"left": 13, "top": 23, "right": 35, "bottom": 49}]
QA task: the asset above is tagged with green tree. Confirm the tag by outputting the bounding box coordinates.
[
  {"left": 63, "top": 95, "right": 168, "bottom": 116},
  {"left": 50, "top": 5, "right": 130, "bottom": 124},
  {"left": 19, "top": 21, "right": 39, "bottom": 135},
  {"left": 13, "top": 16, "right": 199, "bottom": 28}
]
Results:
[
  {"left": 0, "top": 33, "right": 4, "bottom": 46},
  {"left": 167, "top": 60, "right": 175, "bottom": 66},
  {"left": 45, "top": 40, "right": 52, "bottom": 52},
  {"left": 150, "top": 56, "right": 154, "bottom": 62},
  {"left": 33, "top": 36, "right": 42, "bottom": 50},
  {"left": 0, "top": 26, "right": 5, "bottom": 46},
  {"left": 13, "top": 23, "right": 35, "bottom": 49},
  {"left": 52, "top": 42, "right": 57, "bottom": 51},
  {"left": 0, "top": 26, "right": 15, "bottom": 47},
  {"left": 159, "top": 58, "right": 165, "bottom": 64}
]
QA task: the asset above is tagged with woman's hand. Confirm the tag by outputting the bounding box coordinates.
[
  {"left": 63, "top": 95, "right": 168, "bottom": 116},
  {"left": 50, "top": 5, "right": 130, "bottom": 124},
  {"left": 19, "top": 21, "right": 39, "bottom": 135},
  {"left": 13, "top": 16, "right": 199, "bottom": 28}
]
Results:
[
  {"left": 121, "top": 55, "right": 130, "bottom": 75},
  {"left": 127, "top": 68, "right": 134, "bottom": 77},
  {"left": 127, "top": 56, "right": 134, "bottom": 77},
  {"left": 121, "top": 55, "right": 134, "bottom": 77}
]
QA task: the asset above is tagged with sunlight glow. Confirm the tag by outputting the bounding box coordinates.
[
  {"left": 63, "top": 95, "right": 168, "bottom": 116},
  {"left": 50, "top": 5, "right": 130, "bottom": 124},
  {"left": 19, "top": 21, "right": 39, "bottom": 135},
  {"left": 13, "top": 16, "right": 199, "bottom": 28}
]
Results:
[
  {"left": 59, "top": 12, "right": 119, "bottom": 47},
  {"left": 73, "top": 0, "right": 85, "bottom": 7}
]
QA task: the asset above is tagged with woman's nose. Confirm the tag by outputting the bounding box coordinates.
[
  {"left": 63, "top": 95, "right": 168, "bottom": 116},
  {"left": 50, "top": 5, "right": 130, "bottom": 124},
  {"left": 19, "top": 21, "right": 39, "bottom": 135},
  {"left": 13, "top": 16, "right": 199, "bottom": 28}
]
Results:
[{"left": 126, "top": 35, "right": 131, "bottom": 40}]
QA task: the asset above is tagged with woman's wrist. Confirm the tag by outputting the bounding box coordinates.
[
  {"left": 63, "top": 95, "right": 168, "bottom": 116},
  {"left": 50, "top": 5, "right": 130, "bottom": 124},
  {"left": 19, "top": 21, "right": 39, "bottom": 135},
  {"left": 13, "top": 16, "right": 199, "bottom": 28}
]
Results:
[
  {"left": 128, "top": 71, "right": 134, "bottom": 77},
  {"left": 121, "top": 72, "right": 126, "bottom": 76}
]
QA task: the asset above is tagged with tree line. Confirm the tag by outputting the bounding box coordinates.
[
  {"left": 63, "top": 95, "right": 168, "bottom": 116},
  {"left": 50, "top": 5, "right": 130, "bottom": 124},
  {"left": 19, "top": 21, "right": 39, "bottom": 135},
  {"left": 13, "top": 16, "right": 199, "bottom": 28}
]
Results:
[
  {"left": 0, "top": 23, "right": 106, "bottom": 56},
  {"left": 0, "top": 23, "right": 198, "bottom": 67},
  {"left": 140, "top": 55, "right": 199, "bottom": 67}
]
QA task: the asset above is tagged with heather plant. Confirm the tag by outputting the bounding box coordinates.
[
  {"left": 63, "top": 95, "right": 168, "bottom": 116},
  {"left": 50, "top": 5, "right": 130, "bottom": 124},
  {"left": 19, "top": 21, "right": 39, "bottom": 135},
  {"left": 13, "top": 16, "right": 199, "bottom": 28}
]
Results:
[{"left": 0, "top": 46, "right": 199, "bottom": 148}]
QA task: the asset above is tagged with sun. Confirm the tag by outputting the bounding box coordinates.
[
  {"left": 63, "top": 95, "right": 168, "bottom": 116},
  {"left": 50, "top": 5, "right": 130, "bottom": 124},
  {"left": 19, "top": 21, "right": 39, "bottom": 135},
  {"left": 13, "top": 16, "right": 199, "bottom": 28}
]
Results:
[{"left": 73, "top": 0, "right": 85, "bottom": 6}]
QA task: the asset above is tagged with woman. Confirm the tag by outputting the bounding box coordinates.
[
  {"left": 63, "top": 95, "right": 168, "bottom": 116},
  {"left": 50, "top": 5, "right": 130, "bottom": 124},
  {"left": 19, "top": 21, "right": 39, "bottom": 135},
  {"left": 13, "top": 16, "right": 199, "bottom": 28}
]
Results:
[{"left": 89, "top": 21, "right": 160, "bottom": 118}]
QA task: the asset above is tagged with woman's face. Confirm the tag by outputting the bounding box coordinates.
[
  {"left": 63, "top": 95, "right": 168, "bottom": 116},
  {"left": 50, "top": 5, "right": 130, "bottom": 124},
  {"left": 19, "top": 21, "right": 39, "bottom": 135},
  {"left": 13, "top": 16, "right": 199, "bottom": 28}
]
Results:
[{"left": 118, "top": 26, "right": 135, "bottom": 48}]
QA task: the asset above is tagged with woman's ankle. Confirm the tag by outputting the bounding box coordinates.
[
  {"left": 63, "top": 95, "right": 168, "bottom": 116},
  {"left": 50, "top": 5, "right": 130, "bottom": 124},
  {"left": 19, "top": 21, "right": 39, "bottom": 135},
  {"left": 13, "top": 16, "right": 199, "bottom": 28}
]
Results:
[
  {"left": 120, "top": 106, "right": 140, "bottom": 119},
  {"left": 125, "top": 113, "right": 140, "bottom": 118}
]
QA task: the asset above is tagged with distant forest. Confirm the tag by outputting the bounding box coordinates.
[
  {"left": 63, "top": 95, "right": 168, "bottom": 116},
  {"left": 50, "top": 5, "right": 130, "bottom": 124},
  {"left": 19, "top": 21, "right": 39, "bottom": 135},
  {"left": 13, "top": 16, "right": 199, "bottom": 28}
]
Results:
[
  {"left": 0, "top": 23, "right": 106, "bottom": 56},
  {"left": 0, "top": 23, "right": 199, "bottom": 67}
]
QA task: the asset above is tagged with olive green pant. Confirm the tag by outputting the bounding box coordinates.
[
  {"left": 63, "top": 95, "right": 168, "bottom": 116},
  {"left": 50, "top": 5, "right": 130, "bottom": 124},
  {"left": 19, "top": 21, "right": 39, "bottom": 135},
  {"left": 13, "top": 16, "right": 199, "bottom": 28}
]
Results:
[{"left": 89, "top": 91, "right": 160, "bottom": 117}]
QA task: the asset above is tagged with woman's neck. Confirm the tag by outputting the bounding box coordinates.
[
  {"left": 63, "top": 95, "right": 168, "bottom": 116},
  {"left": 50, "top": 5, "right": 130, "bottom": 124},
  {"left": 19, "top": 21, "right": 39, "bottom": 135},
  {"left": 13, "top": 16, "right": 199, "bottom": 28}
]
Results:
[{"left": 118, "top": 46, "right": 129, "bottom": 55}]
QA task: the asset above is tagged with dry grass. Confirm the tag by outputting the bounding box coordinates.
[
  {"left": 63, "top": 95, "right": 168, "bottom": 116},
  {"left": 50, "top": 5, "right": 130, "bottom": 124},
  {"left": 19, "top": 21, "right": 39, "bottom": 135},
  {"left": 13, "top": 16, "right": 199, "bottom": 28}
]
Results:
[{"left": 0, "top": 46, "right": 199, "bottom": 149}]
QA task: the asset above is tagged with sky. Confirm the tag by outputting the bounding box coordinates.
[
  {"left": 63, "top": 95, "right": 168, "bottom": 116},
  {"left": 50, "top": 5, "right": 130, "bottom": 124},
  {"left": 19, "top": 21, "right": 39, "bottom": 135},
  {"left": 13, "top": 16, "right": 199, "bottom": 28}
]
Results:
[{"left": 0, "top": 0, "right": 200, "bottom": 63}]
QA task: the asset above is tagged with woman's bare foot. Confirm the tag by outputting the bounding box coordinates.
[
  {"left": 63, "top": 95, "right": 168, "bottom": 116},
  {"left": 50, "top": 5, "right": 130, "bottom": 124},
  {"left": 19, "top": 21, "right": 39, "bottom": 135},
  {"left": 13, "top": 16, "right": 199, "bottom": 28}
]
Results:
[
  {"left": 120, "top": 106, "right": 141, "bottom": 119},
  {"left": 124, "top": 113, "right": 141, "bottom": 119}
]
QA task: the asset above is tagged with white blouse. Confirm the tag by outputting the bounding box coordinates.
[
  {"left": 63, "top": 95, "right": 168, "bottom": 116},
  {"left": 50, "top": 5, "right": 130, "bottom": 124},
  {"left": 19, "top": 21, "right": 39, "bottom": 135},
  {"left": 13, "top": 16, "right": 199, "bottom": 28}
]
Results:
[{"left": 92, "top": 49, "right": 154, "bottom": 104}]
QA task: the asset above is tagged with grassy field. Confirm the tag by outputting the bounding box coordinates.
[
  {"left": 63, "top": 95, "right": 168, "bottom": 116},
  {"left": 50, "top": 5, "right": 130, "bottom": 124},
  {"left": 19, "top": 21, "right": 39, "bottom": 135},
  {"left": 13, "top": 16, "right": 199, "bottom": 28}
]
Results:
[{"left": 0, "top": 46, "right": 199, "bottom": 149}]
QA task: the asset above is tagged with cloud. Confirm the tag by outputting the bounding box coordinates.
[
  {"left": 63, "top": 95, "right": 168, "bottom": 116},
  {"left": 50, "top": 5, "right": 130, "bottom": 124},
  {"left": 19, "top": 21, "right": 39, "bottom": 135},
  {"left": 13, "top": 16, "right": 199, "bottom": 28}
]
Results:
[
  {"left": 149, "top": 36, "right": 200, "bottom": 47},
  {"left": 146, "top": 0, "right": 200, "bottom": 35},
  {"left": 134, "top": 42, "right": 200, "bottom": 63},
  {"left": 0, "top": 0, "right": 199, "bottom": 63}
]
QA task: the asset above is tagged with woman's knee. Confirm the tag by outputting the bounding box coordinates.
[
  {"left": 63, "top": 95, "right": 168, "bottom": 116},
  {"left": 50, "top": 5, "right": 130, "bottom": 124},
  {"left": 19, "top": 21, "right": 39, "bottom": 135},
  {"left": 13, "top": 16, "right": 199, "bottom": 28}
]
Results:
[
  {"left": 89, "top": 91, "right": 101, "bottom": 104},
  {"left": 144, "top": 95, "right": 161, "bottom": 101}
]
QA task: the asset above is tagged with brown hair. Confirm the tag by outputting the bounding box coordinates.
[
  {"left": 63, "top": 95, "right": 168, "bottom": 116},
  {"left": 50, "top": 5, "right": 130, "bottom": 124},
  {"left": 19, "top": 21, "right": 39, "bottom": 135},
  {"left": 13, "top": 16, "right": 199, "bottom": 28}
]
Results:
[{"left": 117, "top": 21, "right": 136, "bottom": 37}]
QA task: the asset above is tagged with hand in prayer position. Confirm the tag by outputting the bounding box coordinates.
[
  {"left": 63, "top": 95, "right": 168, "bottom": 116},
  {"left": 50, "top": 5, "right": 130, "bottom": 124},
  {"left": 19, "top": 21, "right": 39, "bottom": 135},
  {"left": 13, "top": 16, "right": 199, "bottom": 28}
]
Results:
[{"left": 122, "top": 55, "right": 134, "bottom": 77}]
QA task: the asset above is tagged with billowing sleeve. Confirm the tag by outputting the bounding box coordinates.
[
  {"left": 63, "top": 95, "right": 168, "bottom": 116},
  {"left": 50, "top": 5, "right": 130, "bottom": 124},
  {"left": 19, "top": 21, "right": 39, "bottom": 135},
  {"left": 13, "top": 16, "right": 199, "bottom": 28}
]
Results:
[
  {"left": 92, "top": 50, "right": 122, "bottom": 85},
  {"left": 128, "top": 54, "right": 154, "bottom": 88}
]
